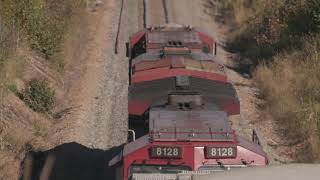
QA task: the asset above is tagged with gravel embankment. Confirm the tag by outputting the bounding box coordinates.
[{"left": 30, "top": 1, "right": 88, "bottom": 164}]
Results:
[{"left": 63, "top": 0, "right": 139, "bottom": 149}]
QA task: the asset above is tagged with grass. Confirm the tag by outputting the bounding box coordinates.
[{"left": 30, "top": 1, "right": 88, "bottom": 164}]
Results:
[
  {"left": 0, "top": 0, "right": 86, "bottom": 70},
  {"left": 18, "top": 79, "right": 55, "bottom": 113},
  {"left": 255, "top": 36, "right": 320, "bottom": 161},
  {"left": 0, "top": 0, "right": 86, "bottom": 113},
  {"left": 214, "top": 0, "right": 320, "bottom": 161},
  {"left": 32, "top": 122, "right": 47, "bottom": 136}
]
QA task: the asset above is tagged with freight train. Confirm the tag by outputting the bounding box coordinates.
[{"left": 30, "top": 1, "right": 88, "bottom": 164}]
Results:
[{"left": 110, "top": 24, "right": 268, "bottom": 180}]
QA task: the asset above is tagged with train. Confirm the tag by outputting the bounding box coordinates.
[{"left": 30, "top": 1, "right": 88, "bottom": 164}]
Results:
[{"left": 109, "top": 24, "right": 268, "bottom": 180}]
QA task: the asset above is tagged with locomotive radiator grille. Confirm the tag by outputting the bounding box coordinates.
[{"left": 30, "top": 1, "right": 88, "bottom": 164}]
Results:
[{"left": 149, "top": 109, "right": 235, "bottom": 142}]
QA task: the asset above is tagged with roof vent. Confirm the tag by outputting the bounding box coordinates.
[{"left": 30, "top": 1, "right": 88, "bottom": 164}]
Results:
[
  {"left": 168, "top": 92, "right": 203, "bottom": 107},
  {"left": 160, "top": 47, "right": 191, "bottom": 56},
  {"left": 176, "top": 76, "right": 190, "bottom": 87}
]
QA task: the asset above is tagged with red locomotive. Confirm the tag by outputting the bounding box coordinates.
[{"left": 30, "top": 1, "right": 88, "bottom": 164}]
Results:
[{"left": 110, "top": 24, "right": 268, "bottom": 180}]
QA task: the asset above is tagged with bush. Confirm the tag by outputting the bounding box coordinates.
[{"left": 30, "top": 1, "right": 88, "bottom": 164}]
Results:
[
  {"left": 0, "top": 19, "right": 17, "bottom": 68},
  {"left": 254, "top": 36, "right": 320, "bottom": 161},
  {"left": 0, "top": 0, "right": 86, "bottom": 68},
  {"left": 215, "top": 0, "right": 320, "bottom": 161},
  {"left": 7, "top": 84, "right": 18, "bottom": 94},
  {"left": 19, "top": 79, "right": 55, "bottom": 113},
  {"left": 219, "top": 0, "right": 320, "bottom": 63}
]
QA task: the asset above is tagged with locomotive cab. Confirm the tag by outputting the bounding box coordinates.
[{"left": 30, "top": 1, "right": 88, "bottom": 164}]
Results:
[{"left": 111, "top": 94, "right": 268, "bottom": 180}]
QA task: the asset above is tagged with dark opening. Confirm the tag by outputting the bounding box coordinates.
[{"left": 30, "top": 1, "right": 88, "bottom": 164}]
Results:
[{"left": 20, "top": 142, "right": 123, "bottom": 180}]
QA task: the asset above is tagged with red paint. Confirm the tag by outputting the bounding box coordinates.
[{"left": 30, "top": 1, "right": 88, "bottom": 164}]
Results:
[
  {"left": 132, "top": 68, "right": 228, "bottom": 84},
  {"left": 129, "top": 99, "right": 240, "bottom": 116},
  {"left": 146, "top": 43, "right": 204, "bottom": 51},
  {"left": 121, "top": 26, "right": 268, "bottom": 180},
  {"left": 134, "top": 59, "right": 172, "bottom": 72},
  {"left": 220, "top": 100, "right": 241, "bottom": 115},
  {"left": 128, "top": 101, "right": 151, "bottom": 115},
  {"left": 130, "top": 31, "right": 145, "bottom": 48},
  {"left": 129, "top": 79, "right": 239, "bottom": 117},
  {"left": 122, "top": 138, "right": 268, "bottom": 180},
  {"left": 197, "top": 31, "right": 214, "bottom": 53}
]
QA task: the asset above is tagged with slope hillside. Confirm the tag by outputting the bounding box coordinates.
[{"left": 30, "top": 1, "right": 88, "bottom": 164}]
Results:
[{"left": 0, "top": 0, "right": 125, "bottom": 179}]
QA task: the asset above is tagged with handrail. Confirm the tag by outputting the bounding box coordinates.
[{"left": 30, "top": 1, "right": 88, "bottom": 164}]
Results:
[
  {"left": 252, "top": 129, "right": 261, "bottom": 146},
  {"left": 150, "top": 130, "right": 235, "bottom": 135},
  {"left": 128, "top": 129, "right": 136, "bottom": 142},
  {"left": 149, "top": 130, "right": 237, "bottom": 142}
]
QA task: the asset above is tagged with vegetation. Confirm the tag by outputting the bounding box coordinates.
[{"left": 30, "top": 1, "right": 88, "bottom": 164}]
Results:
[
  {"left": 215, "top": 0, "right": 320, "bottom": 161},
  {"left": 18, "top": 79, "right": 55, "bottom": 113},
  {"left": 0, "top": 0, "right": 86, "bottom": 83},
  {"left": 1, "top": 0, "right": 85, "bottom": 68},
  {"left": 0, "top": 0, "right": 85, "bottom": 114}
]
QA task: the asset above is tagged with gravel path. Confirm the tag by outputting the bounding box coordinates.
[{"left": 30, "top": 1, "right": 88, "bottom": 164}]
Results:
[
  {"left": 145, "top": 0, "right": 166, "bottom": 26},
  {"left": 60, "top": 0, "right": 139, "bottom": 149}
]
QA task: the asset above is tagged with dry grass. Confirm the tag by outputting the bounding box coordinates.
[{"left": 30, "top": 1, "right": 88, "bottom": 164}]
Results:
[
  {"left": 255, "top": 36, "right": 320, "bottom": 162},
  {"left": 0, "top": 1, "right": 87, "bottom": 178},
  {"left": 217, "top": 0, "right": 320, "bottom": 61},
  {"left": 0, "top": 0, "right": 87, "bottom": 103},
  {"left": 214, "top": 0, "right": 320, "bottom": 161}
]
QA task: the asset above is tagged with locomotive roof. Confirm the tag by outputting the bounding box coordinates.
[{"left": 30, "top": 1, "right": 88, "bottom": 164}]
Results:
[
  {"left": 149, "top": 108, "right": 235, "bottom": 142},
  {"left": 147, "top": 30, "right": 201, "bottom": 44},
  {"left": 129, "top": 76, "right": 240, "bottom": 116},
  {"left": 146, "top": 25, "right": 201, "bottom": 44},
  {"left": 131, "top": 51, "right": 225, "bottom": 75},
  {"left": 130, "top": 77, "right": 238, "bottom": 103},
  {"left": 131, "top": 51, "right": 223, "bottom": 65}
]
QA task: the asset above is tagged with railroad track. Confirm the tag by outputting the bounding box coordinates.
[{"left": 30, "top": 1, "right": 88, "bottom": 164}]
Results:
[
  {"left": 143, "top": 0, "right": 169, "bottom": 28},
  {"left": 114, "top": 0, "right": 124, "bottom": 54},
  {"left": 162, "top": 0, "right": 169, "bottom": 24},
  {"left": 115, "top": 0, "right": 169, "bottom": 54}
]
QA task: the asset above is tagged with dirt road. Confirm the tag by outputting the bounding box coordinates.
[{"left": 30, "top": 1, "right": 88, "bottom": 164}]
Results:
[{"left": 56, "top": 0, "right": 141, "bottom": 149}]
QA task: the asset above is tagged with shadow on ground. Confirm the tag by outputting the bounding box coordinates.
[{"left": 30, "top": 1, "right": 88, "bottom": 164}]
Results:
[{"left": 20, "top": 142, "right": 123, "bottom": 180}]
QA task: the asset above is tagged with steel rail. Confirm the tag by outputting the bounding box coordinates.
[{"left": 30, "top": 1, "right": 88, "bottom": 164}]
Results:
[
  {"left": 143, "top": 0, "right": 147, "bottom": 28},
  {"left": 114, "top": 0, "right": 125, "bottom": 54},
  {"left": 162, "top": 0, "right": 169, "bottom": 24},
  {"left": 144, "top": 0, "right": 169, "bottom": 28}
]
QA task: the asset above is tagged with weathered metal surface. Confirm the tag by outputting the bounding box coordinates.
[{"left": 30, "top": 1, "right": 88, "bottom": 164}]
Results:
[
  {"left": 147, "top": 31, "right": 201, "bottom": 44},
  {"left": 149, "top": 109, "right": 235, "bottom": 142},
  {"left": 129, "top": 76, "right": 239, "bottom": 116},
  {"left": 132, "top": 173, "right": 178, "bottom": 180},
  {"left": 132, "top": 54, "right": 225, "bottom": 75},
  {"left": 133, "top": 61, "right": 225, "bottom": 75},
  {"left": 131, "top": 68, "right": 228, "bottom": 84},
  {"left": 128, "top": 24, "right": 215, "bottom": 59}
]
